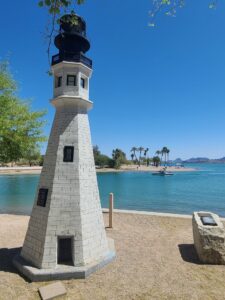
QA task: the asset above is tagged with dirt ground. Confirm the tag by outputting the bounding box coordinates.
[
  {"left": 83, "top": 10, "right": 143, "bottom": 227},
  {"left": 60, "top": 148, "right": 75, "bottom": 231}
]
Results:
[{"left": 0, "top": 212, "right": 225, "bottom": 300}]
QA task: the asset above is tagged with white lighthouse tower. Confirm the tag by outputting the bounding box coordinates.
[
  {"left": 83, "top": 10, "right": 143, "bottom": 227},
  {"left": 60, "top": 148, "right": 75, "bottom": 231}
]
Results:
[{"left": 14, "top": 14, "right": 115, "bottom": 281}]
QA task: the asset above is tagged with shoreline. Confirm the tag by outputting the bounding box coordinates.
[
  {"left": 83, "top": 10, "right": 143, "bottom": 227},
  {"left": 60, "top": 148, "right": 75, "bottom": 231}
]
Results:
[
  {"left": 1, "top": 208, "right": 225, "bottom": 221},
  {"left": 0, "top": 164, "right": 196, "bottom": 175},
  {"left": 0, "top": 166, "right": 42, "bottom": 175},
  {"left": 97, "top": 165, "right": 196, "bottom": 173}
]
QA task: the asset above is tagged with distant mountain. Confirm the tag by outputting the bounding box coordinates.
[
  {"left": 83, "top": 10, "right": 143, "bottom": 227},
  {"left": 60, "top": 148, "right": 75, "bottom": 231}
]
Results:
[
  {"left": 173, "top": 157, "right": 225, "bottom": 164},
  {"left": 173, "top": 158, "right": 183, "bottom": 164},
  {"left": 184, "top": 157, "right": 210, "bottom": 163},
  {"left": 210, "top": 157, "right": 225, "bottom": 163}
]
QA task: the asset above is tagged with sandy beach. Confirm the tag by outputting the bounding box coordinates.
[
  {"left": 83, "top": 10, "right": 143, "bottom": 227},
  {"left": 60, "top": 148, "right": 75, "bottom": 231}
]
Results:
[
  {"left": 0, "top": 167, "right": 42, "bottom": 175},
  {"left": 0, "top": 164, "right": 196, "bottom": 175},
  {"left": 97, "top": 164, "right": 196, "bottom": 173},
  {"left": 0, "top": 211, "right": 225, "bottom": 300}
]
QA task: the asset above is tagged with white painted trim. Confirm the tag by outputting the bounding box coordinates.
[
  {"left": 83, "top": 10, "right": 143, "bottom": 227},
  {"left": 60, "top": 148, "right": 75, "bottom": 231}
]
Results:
[
  {"left": 50, "top": 95, "right": 93, "bottom": 110},
  {"left": 51, "top": 61, "right": 92, "bottom": 74}
]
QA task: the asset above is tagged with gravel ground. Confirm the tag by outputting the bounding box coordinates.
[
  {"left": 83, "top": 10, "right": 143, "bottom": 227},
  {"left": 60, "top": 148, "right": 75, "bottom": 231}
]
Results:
[{"left": 0, "top": 212, "right": 225, "bottom": 300}]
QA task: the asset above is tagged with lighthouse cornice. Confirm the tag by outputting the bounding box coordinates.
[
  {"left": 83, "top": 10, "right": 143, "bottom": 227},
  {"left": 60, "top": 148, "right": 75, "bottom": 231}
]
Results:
[
  {"left": 51, "top": 95, "right": 93, "bottom": 111},
  {"left": 52, "top": 61, "right": 92, "bottom": 74}
]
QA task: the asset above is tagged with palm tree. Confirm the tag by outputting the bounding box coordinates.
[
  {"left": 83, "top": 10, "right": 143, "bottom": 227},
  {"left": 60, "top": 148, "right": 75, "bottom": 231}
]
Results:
[
  {"left": 161, "top": 151, "right": 164, "bottom": 165},
  {"left": 155, "top": 150, "right": 161, "bottom": 156},
  {"left": 166, "top": 148, "right": 170, "bottom": 164},
  {"left": 161, "top": 146, "right": 169, "bottom": 166},
  {"left": 144, "top": 148, "right": 149, "bottom": 165},
  {"left": 138, "top": 146, "right": 145, "bottom": 166},
  {"left": 161, "top": 147, "right": 165, "bottom": 165},
  {"left": 155, "top": 150, "right": 161, "bottom": 165},
  {"left": 130, "top": 147, "right": 138, "bottom": 164},
  {"left": 144, "top": 148, "right": 149, "bottom": 157},
  {"left": 131, "top": 153, "right": 134, "bottom": 161}
]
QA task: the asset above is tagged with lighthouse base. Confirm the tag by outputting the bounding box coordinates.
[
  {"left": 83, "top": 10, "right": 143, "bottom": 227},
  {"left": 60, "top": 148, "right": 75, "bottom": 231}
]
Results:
[{"left": 13, "top": 238, "right": 116, "bottom": 282}]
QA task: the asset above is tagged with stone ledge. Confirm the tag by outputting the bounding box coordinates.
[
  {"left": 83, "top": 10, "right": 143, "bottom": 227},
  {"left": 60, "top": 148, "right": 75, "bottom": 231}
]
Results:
[{"left": 13, "top": 238, "right": 116, "bottom": 282}]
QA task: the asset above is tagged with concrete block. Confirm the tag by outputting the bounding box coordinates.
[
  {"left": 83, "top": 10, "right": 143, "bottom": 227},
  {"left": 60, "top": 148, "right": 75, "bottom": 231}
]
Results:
[
  {"left": 192, "top": 211, "right": 225, "bottom": 264},
  {"left": 38, "top": 282, "right": 67, "bottom": 300},
  {"left": 13, "top": 238, "right": 116, "bottom": 281}
]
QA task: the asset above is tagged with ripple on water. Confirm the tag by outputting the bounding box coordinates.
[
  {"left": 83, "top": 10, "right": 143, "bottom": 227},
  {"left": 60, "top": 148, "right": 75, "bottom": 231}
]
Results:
[{"left": 0, "top": 163, "right": 225, "bottom": 217}]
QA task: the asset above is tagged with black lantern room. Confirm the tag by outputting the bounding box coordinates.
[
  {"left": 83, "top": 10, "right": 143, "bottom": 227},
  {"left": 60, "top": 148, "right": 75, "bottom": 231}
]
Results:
[{"left": 52, "top": 13, "right": 92, "bottom": 69}]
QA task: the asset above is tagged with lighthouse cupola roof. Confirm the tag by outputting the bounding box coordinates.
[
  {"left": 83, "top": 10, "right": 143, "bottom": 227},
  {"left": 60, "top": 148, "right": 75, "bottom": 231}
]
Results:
[{"left": 52, "top": 13, "right": 92, "bottom": 68}]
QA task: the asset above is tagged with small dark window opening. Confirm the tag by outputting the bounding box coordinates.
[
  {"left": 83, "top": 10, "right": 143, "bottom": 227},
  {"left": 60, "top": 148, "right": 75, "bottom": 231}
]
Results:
[
  {"left": 58, "top": 237, "right": 73, "bottom": 265},
  {"left": 63, "top": 146, "right": 74, "bottom": 162},
  {"left": 80, "top": 77, "right": 85, "bottom": 89},
  {"left": 67, "top": 75, "right": 76, "bottom": 86},
  {"left": 55, "top": 76, "right": 62, "bottom": 88},
  {"left": 37, "top": 188, "right": 48, "bottom": 207}
]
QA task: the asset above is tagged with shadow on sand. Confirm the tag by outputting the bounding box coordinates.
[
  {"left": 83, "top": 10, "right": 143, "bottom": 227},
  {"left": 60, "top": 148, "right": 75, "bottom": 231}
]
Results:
[
  {"left": 0, "top": 247, "right": 21, "bottom": 273},
  {"left": 178, "top": 244, "right": 201, "bottom": 264}
]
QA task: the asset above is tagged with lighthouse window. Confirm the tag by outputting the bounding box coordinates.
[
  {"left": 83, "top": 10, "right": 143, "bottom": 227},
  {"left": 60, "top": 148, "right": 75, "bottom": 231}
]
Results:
[
  {"left": 80, "top": 77, "right": 85, "bottom": 89},
  {"left": 67, "top": 75, "right": 76, "bottom": 86},
  {"left": 55, "top": 76, "right": 62, "bottom": 88},
  {"left": 37, "top": 188, "right": 48, "bottom": 207},
  {"left": 63, "top": 146, "right": 74, "bottom": 162}
]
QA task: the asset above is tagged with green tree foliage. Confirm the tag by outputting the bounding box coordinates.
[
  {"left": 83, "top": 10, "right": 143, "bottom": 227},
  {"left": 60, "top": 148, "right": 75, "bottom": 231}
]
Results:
[
  {"left": 0, "top": 61, "right": 47, "bottom": 165},
  {"left": 23, "top": 145, "right": 42, "bottom": 166},
  {"left": 152, "top": 156, "right": 161, "bottom": 167},
  {"left": 38, "top": 0, "right": 218, "bottom": 33},
  {"left": 131, "top": 147, "right": 150, "bottom": 166},
  {"left": 130, "top": 147, "right": 138, "bottom": 164},
  {"left": 38, "top": 0, "right": 216, "bottom": 19},
  {"left": 146, "top": 157, "right": 151, "bottom": 166},
  {"left": 112, "top": 148, "right": 127, "bottom": 169},
  {"left": 149, "top": 0, "right": 185, "bottom": 27},
  {"left": 137, "top": 147, "right": 145, "bottom": 166},
  {"left": 131, "top": 147, "right": 137, "bottom": 164},
  {"left": 93, "top": 145, "right": 101, "bottom": 158},
  {"left": 161, "top": 146, "right": 170, "bottom": 166},
  {"left": 155, "top": 150, "right": 161, "bottom": 156},
  {"left": 143, "top": 147, "right": 149, "bottom": 165},
  {"left": 38, "top": 0, "right": 85, "bottom": 15},
  {"left": 93, "top": 145, "right": 112, "bottom": 168},
  {"left": 37, "top": 0, "right": 86, "bottom": 64},
  {"left": 149, "top": 0, "right": 215, "bottom": 27}
]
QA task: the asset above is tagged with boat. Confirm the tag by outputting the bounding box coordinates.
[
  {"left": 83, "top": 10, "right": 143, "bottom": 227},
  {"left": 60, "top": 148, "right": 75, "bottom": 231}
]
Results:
[{"left": 152, "top": 167, "right": 174, "bottom": 176}]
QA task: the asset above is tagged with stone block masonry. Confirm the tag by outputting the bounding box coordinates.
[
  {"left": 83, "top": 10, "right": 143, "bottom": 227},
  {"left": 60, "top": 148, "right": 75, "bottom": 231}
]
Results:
[
  {"left": 14, "top": 13, "right": 115, "bottom": 278},
  {"left": 15, "top": 64, "right": 115, "bottom": 281},
  {"left": 21, "top": 102, "right": 109, "bottom": 269}
]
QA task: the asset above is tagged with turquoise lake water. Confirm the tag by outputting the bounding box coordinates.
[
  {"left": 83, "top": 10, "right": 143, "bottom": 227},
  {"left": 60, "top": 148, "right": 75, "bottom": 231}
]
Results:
[{"left": 0, "top": 163, "right": 225, "bottom": 216}]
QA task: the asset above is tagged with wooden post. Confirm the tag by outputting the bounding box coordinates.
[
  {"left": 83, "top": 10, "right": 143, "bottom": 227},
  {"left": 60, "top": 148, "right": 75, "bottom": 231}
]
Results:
[{"left": 109, "top": 193, "right": 114, "bottom": 228}]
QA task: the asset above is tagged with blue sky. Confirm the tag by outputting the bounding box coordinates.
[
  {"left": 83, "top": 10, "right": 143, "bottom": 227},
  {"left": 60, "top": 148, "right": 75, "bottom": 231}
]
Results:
[{"left": 1, "top": 0, "right": 225, "bottom": 160}]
